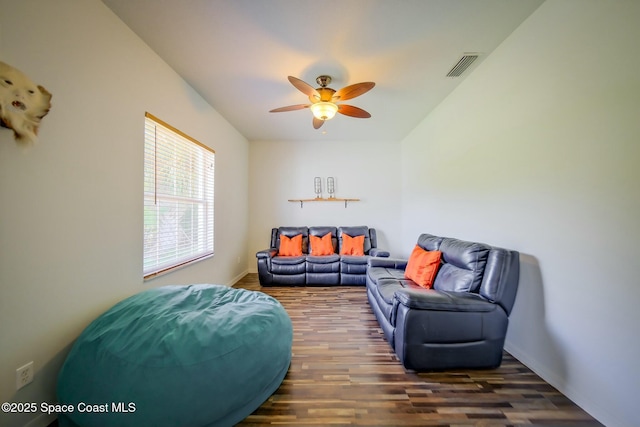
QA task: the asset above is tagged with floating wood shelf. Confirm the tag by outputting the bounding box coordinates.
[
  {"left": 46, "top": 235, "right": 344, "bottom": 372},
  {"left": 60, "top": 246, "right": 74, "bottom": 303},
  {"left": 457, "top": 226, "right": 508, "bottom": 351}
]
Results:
[{"left": 288, "top": 197, "right": 360, "bottom": 208}]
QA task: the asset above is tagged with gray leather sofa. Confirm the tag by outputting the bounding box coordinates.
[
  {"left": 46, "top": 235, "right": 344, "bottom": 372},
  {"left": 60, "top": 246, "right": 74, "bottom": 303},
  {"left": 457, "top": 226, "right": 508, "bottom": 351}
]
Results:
[
  {"left": 256, "top": 226, "right": 389, "bottom": 286},
  {"left": 366, "top": 233, "right": 520, "bottom": 371}
]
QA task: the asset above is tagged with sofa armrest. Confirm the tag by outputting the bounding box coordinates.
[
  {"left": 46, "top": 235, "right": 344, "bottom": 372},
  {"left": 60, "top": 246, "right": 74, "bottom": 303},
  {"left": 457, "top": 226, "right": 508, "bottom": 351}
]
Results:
[
  {"left": 256, "top": 248, "right": 277, "bottom": 259},
  {"left": 394, "top": 288, "right": 496, "bottom": 312},
  {"left": 369, "top": 248, "right": 390, "bottom": 258},
  {"left": 368, "top": 257, "right": 408, "bottom": 269}
]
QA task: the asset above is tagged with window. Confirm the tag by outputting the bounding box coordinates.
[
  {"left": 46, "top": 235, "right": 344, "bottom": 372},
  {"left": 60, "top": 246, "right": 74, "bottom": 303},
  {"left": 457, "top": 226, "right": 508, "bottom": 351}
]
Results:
[{"left": 143, "top": 113, "right": 214, "bottom": 279}]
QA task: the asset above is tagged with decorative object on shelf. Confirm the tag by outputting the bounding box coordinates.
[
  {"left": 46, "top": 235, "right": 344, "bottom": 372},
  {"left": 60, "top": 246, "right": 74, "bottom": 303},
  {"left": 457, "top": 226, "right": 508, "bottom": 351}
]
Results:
[
  {"left": 314, "top": 177, "right": 322, "bottom": 198},
  {"left": 293, "top": 176, "right": 356, "bottom": 207},
  {"left": 288, "top": 198, "right": 359, "bottom": 208},
  {"left": 327, "top": 177, "right": 335, "bottom": 198},
  {"left": 0, "top": 61, "right": 52, "bottom": 145}
]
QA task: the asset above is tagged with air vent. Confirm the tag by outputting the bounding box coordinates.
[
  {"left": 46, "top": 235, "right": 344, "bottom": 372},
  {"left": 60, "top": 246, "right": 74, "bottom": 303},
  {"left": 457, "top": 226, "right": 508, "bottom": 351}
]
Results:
[{"left": 446, "top": 54, "right": 480, "bottom": 77}]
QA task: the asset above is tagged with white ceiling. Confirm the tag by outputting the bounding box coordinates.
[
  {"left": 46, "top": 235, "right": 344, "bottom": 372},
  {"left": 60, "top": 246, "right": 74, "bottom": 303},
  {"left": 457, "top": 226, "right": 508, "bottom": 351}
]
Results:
[{"left": 102, "top": 0, "right": 544, "bottom": 142}]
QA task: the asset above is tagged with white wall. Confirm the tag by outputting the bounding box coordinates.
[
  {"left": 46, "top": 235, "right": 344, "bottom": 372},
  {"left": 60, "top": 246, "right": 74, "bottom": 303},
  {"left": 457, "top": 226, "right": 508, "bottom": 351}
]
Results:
[
  {"left": 0, "top": 1, "right": 249, "bottom": 426},
  {"left": 400, "top": 1, "right": 640, "bottom": 426},
  {"left": 247, "top": 139, "right": 402, "bottom": 268}
]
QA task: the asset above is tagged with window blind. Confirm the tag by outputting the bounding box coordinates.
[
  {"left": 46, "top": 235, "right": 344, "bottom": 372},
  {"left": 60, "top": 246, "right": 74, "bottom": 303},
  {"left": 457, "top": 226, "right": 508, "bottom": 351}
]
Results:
[{"left": 143, "top": 113, "right": 214, "bottom": 279}]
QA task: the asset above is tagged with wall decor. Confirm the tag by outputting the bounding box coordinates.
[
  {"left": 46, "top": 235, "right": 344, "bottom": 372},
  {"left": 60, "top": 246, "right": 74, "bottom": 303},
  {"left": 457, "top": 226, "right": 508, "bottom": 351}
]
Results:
[
  {"left": 290, "top": 176, "right": 358, "bottom": 207},
  {"left": 327, "top": 177, "right": 335, "bottom": 198},
  {"left": 314, "top": 177, "right": 322, "bottom": 198},
  {"left": 0, "top": 61, "right": 52, "bottom": 144}
]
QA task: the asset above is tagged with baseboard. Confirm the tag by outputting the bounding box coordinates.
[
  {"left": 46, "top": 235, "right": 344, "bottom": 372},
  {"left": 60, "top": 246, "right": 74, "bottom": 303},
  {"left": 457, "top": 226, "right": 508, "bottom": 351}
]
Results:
[
  {"left": 23, "top": 413, "right": 55, "bottom": 427},
  {"left": 504, "top": 341, "right": 625, "bottom": 427},
  {"left": 227, "top": 269, "right": 249, "bottom": 287},
  {"left": 504, "top": 341, "right": 564, "bottom": 393}
]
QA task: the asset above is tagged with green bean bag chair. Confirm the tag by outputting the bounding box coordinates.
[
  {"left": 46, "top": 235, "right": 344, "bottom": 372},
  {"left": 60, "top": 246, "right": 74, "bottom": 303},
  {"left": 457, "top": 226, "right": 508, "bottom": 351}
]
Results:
[{"left": 57, "top": 284, "right": 292, "bottom": 427}]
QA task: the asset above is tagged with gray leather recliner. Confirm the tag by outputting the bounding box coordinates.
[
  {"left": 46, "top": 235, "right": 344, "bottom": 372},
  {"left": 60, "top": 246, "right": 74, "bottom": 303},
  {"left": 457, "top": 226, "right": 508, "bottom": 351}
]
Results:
[
  {"left": 366, "top": 233, "right": 520, "bottom": 371},
  {"left": 256, "top": 226, "right": 389, "bottom": 286}
]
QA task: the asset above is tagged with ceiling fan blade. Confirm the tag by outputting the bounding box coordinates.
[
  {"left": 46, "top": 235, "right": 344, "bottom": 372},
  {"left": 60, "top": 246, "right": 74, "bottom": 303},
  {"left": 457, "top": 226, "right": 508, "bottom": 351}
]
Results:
[
  {"left": 313, "top": 117, "right": 324, "bottom": 129},
  {"left": 337, "top": 104, "right": 371, "bottom": 118},
  {"left": 332, "top": 82, "right": 375, "bottom": 101},
  {"left": 288, "top": 76, "right": 320, "bottom": 99},
  {"left": 269, "top": 104, "right": 310, "bottom": 113}
]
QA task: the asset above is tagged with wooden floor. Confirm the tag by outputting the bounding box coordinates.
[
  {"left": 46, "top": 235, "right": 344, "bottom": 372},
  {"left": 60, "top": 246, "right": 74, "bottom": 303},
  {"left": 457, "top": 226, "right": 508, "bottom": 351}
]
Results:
[{"left": 234, "top": 274, "right": 603, "bottom": 427}]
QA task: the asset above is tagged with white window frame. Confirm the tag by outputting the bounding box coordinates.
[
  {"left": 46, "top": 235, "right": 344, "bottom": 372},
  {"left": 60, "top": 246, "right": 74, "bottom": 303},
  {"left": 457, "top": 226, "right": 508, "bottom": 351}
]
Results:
[{"left": 143, "top": 112, "right": 214, "bottom": 279}]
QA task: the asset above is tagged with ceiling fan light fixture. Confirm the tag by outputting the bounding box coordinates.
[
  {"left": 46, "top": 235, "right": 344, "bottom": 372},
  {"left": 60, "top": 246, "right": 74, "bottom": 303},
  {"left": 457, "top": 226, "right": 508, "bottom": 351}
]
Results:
[
  {"left": 310, "top": 102, "right": 338, "bottom": 121},
  {"left": 270, "top": 75, "right": 374, "bottom": 128}
]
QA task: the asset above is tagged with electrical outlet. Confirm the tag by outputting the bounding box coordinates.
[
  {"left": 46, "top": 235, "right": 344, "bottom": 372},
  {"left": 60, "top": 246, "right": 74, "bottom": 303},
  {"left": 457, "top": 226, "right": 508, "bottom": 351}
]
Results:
[
  {"left": 237, "top": 256, "right": 241, "bottom": 264},
  {"left": 16, "top": 361, "right": 34, "bottom": 390}
]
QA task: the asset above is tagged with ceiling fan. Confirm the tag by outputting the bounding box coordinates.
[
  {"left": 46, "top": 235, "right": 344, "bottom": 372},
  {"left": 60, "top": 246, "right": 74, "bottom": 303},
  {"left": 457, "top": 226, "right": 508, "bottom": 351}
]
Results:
[{"left": 269, "top": 75, "right": 375, "bottom": 129}]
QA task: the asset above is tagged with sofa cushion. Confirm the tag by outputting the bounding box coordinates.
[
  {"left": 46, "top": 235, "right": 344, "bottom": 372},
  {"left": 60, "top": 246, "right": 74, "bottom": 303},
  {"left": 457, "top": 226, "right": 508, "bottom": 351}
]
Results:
[
  {"left": 367, "top": 266, "right": 406, "bottom": 283},
  {"left": 338, "top": 226, "right": 372, "bottom": 254},
  {"left": 404, "top": 246, "right": 442, "bottom": 289},
  {"left": 272, "top": 256, "right": 305, "bottom": 265},
  {"left": 369, "top": 278, "right": 425, "bottom": 325},
  {"left": 394, "top": 288, "right": 496, "bottom": 312},
  {"left": 306, "top": 255, "right": 340, "bottom": 274},
  {"left": 278, "top": 234, "right": 303, "bottom": 256},
  {"left": 375, "top": 278, "right": 407, "bottom": 305},
  {"left": 307, "top": 254, "right": 340, "bottom": 264},
  {"left": 340, "top": 234, "right": 365, "bottom": 256},
  {"left": 371, "top": 278, "right": 403, "bottom": 323},
  {"left": 271, "top": 256, "right": 306, "bottom": 275},
  {"left": 310, "top": 232, "right": 334, "bottom": 256},
  {"left": 340, "top": 255, "right": 369, "bottom": 265},
  {"left": 309, "top": 226, "right": 337, "bottom": 250},
  {"left": 276, "top": 227, "right": 309, "bottom": 254},
  {"left": 433, "top": 238, "right": 490, "bottom": 293}
]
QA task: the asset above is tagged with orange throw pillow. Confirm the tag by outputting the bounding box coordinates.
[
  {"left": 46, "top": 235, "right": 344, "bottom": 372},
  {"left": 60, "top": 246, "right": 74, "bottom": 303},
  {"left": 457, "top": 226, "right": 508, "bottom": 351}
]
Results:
[
  {"left": 279, "top": 234, "right": 303, "bottom": 256},
  {"left": 310, "top": 232, "right": 334, "bottom": 256},
  {"left": 340, "top": 233, "right": 365, "bottom": 256},
  {"left": 404, "top": 245, "right": 442, "bottom": 288}
]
